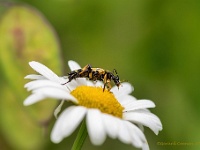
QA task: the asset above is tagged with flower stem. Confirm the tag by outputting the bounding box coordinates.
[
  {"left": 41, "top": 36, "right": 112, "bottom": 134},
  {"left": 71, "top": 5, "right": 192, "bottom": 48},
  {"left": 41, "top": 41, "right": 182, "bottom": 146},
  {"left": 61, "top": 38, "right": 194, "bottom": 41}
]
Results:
[{"left": 71, "top": 119, "right": 88, "bottom": 150}]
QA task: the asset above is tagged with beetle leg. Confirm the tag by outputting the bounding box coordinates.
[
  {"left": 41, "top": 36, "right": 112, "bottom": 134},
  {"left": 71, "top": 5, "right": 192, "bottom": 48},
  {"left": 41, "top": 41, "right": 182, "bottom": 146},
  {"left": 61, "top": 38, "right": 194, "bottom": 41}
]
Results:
[
  {"left": 80, "top": 64, "right": 92, "bottom": 74},
  {"left": 103, "top": 80, "right": 111, "bottom": 92},
  {"left": 103, "top": 82, "right": 108, "bottom": 92},
  {"left": 89, "top": 72, "right": 93, "bottom": 79},
  {"left": 103, "top": 73, "right": 107, "bottom": 83},
  {"left": 102, "top": 73, "right": 107, "bottom": 91},
  {"left": 106, "top": 81, "right": 111, "bottom": 91},
  {"left": 62, "top": 70, "right": 80, "bottom": 85},
  {"left": 103, "top": 73, "right": 112, "bottom": 91}
]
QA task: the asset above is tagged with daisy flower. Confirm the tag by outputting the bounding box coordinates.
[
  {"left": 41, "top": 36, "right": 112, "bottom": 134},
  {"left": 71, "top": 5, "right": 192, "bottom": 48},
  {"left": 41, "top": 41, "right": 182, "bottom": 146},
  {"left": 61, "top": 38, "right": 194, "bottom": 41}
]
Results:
[{"left": 24, "top": 60, "right": 162, "bottom": 150}]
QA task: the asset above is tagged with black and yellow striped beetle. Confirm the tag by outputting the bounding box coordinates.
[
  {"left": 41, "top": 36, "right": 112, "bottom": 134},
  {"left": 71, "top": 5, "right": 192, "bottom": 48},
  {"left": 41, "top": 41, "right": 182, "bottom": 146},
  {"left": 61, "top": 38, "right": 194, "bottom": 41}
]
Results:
[{"left": 62, "top": 64, "right": 121, "bottom": 91}]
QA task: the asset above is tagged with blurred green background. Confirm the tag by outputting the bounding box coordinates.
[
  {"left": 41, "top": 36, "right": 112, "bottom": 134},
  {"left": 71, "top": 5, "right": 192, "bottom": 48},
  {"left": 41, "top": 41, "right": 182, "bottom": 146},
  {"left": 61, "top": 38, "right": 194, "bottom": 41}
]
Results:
[{"left": 0, "top": 0, "right": 200, "bottom": 150}]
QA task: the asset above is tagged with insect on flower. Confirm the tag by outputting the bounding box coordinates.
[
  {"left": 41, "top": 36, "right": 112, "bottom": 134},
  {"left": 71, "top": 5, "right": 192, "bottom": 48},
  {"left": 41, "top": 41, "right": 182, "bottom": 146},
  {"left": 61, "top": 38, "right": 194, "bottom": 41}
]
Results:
[{"left": 62, "top": 64, "right": 121, "bottom": 91}]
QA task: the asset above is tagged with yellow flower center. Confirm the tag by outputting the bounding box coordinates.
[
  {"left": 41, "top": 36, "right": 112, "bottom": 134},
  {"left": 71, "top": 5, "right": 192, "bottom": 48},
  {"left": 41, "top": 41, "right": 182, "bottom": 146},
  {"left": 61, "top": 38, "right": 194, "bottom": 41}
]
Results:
[{"left": 70, "top": 86, "right": 124, "bottom": 118}]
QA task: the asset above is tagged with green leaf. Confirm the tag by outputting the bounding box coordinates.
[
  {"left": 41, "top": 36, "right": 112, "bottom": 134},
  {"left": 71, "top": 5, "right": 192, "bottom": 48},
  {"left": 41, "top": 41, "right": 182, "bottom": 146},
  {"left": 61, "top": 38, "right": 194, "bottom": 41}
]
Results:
[{"left": 0, "top": 5, "right": 62, "bottom": 149}]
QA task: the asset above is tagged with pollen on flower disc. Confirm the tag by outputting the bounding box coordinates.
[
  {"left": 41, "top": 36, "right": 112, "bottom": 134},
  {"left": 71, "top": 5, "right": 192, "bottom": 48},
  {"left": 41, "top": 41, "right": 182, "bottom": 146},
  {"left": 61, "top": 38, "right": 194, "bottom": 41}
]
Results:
[{"left": 71, "top": 86, "right": 124, "bottom": 118}]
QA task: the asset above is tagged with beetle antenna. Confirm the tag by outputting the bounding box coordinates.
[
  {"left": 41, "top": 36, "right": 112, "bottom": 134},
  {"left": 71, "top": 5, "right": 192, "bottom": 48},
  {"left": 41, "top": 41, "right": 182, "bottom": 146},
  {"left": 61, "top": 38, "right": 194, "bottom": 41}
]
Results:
[{"left": 113, "top": 69, "right": 118, "bottom": 75}]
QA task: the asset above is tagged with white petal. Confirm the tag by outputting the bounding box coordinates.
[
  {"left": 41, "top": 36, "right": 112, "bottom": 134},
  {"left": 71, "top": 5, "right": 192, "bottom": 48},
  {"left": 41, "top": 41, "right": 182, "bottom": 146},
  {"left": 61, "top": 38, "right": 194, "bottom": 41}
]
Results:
[
  {"left": 74, "top": 78, "right": 87, "bottom": 86},
  {"left": 25, "top": 80, "right": 69, "bottom": 92},
  {"left": 125, "top": 121, "right": 149, "bottom": 150},
  {"left": 86, "top": 109, "right": 106, "bottom": 145},
  {"left": 51, "top": 106, "right": 87, "bottom": 143},
  {"left": 123, "top": 111, "right": 163, "bottom": 135},
  {"left": 142, "top": 143, "right": 150, "bottom": 150},
  {"left": 51, "top": 117, "right": 66, "bottom": 143},
  {"left": 54, "top": 100, "right": 65, "bottom": 118},
  {"left": 60, "top": 106, "right": 87, "bottom": 137},
  {"left": 62, "top": 79, "right": 80, "bottom": 91},
  {"left": 111, "top": 82, "right": 134, "bottom": 97},
  {"left": 117, "top": 119, "right": 132, "bottom": 144},
  {"left": 63, "top": 78, "right": 87, "bottom": 91},
  {"left": 29, "top": 61, "right": 61, "bottom": 82},
  {"left": 101, "top": 114, "right": 119, "bottom": 139},
  {"left": 59, "top": 77, "right": 68, "bottom": 83},
  {"left": 123, "top": 100, "right": 155, "bottom": 112},
  {"left": 23, "top": 94, "right": 45, "bottom": 106},
  {"left": 24, "top": 74, "right": 46, "bottom": 80},
  {"left": 68, "top": 60, "right": 81, "bottom": 71},
  {"left": 117, "top": 95, "right": 137, "bottom": 105},
  {"left": 86, "top": 80, "right": 104, "bottom": 87},
  {"left": 86, "top": 80, "right": 95, "bottom": 86},
  {"left": 33, "top": 87, "right": 77, "bottom": 103},
  {"left": 51, "top": 106, "right": 81, "bottom": 143},
  {"left": 94, "top": 81, "right": 104, "bottom": 87}
]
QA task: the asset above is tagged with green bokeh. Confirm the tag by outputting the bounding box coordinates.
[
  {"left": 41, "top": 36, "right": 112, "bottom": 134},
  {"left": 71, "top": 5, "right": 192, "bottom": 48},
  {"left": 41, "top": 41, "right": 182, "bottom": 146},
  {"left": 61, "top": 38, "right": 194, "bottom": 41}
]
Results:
[{"left": 1, "top": 0, "right": 200, "bottom": 150}]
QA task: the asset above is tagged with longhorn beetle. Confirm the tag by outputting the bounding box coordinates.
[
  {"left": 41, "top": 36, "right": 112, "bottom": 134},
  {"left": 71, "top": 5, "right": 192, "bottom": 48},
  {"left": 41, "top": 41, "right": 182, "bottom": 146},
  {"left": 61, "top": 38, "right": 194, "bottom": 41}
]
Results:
[{"left": 63, "top": 64, "right": 121, "bottom": 91}]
